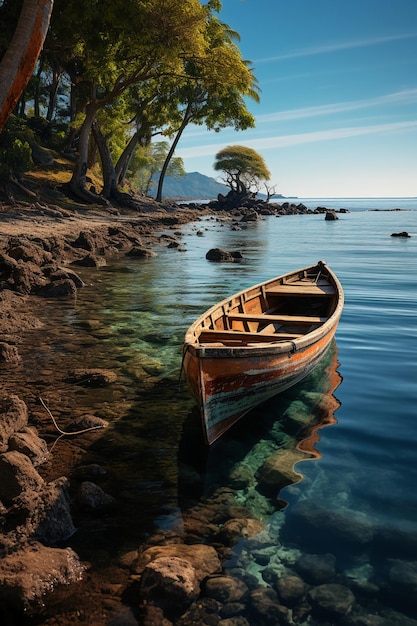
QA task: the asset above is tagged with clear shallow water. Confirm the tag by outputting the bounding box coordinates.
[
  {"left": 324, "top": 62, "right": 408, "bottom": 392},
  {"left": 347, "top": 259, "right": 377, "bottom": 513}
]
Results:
[{"left": 18, "top": 200, "right": 417, "bottom": 622}]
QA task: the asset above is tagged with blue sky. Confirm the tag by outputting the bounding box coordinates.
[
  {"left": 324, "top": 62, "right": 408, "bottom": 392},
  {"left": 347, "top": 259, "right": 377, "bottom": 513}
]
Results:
[{"left": 177, "top": 0, "right": 417, "bottom": 197}]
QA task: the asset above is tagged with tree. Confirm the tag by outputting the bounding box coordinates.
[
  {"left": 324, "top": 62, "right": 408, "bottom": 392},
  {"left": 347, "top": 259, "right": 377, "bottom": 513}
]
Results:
[
  {"left": 0, "top": 0, "right": 54, "bottom": 132},
  {"left": 214, "top": 145, "right": 270, "bottom": 196},
  {"left": 154, "top": 14, "right": 259, "bottom": 202},
  {"left": 132, "top": 141, "right": 185, "bottom": 196},
  {"left": 50, "top": 0, "right": 208, "bottom": 204}
]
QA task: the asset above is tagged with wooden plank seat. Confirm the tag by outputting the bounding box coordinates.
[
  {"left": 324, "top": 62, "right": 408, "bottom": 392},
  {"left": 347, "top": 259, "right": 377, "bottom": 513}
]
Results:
[
  {"left": 226, "top": 313, "right": 327, "bottom": 324},
  {"left": 198, "top": 329, "right": 303, "bottom": 344},
  {"left": 265, "top": 283, "right": 335, "bottom": 296}
]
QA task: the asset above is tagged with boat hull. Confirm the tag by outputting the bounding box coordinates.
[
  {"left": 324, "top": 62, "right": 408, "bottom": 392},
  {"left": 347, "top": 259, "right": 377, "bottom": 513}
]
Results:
[
  {"left": 183, "top": 323, "right": 337, "bottom": 444},
  {"left": 183, "top": 262, "right": 343, "bottom": 444}
]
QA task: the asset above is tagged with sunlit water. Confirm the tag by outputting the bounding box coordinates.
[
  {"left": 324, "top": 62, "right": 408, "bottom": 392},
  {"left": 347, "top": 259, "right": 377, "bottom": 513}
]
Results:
[{"left": 14, "top": 199, "right": 417, "bottom": 622}]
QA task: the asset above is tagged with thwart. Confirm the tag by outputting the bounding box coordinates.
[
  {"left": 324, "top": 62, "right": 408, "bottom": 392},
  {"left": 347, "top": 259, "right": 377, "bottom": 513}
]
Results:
[{"left": 182, "top": 261, "right": 344, "bottom": 445}]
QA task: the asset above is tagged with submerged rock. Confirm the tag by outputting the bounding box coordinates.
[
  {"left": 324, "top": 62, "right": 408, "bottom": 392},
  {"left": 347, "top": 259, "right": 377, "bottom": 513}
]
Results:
[
  {"left": 250, "top": 587, "right": 290, "bottom": 625},
  {"left": 139, "top": 556, "right": 199, "bottom": 616},
  {"left": 294, "top": 553, "right": 336, "bottom": 585},
  {"left": 308, "top": 583, "right": 355, "bottom": 619},
  {"left": 77, "top": 481, "right": 116, "bottom": 512},
  {"left": 255, "top": 449, "right": 304, "bottom": 495},
  {"left": 133, "top": 543, "right": 221, "bottom": 584},
  {"left": 204, "top": 575, "right": 249, "bottom": 604},
  {"left": 0, "top": 342, "right": 21, "bottom": 364},
  {"left": 276, "top": 574, "right": 305, "bottom": 607},
  {"left": 65, "top": 368, "right": 117, "bottom": 387}
]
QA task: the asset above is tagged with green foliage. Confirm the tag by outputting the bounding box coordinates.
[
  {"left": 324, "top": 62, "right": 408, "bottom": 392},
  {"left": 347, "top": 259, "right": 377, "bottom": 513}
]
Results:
[
  {"left": 1, "top": 0, "right": 262, "bottom": 201},
  {"left": 0, "top": 116, "right": 33, "bottom": 183},
  {"left": 214, "top": 145, "right": 270, "bottom": 193},
  {"left": 130, "top": 141, "right": 185, "bottom": 195}
]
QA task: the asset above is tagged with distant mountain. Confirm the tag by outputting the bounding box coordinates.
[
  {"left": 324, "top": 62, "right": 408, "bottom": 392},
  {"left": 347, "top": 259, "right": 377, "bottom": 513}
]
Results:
[{"left": 149, "top": 171, "right": 229, "bottom": 200}]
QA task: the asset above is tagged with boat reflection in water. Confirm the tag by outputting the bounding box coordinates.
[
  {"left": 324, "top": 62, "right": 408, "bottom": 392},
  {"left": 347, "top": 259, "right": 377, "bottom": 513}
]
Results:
[{"left": 178, "top": 341, "right": 343, "bottom": 515}]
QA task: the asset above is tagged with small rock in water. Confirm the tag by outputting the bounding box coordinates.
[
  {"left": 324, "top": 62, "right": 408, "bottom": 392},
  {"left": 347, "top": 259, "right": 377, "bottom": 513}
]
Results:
[
  {"left": 77, "top": 481, "right": 116, "bottom": 511},
  {"left": 65, "top": 368, "right": 117, "bottom": 387},
  {"left": 391, "top": 231, "right": 410, "bottom": 237}
]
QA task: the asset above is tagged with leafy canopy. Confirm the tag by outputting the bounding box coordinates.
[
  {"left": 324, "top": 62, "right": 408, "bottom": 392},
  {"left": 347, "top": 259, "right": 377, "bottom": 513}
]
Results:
[{"left": 214, "top": 144, "right": 270, "bottom": 193}]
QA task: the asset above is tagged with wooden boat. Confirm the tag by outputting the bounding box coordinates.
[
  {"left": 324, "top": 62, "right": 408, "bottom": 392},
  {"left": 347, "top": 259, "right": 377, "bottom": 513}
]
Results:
[{"left": 182, "top": 261, "right": 344, "bottom": 445}]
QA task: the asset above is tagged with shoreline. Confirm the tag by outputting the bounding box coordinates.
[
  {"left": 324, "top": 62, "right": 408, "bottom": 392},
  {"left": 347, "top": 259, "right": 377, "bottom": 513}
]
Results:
[
  {"left": 0, "top": 196, "right": 309, "bottom": 622},
  {"left": 1, "top": 198, "right": 415, "bottom": 624},
  {"left": 0, "top": 198, "right": 218, "bottom": 622}
]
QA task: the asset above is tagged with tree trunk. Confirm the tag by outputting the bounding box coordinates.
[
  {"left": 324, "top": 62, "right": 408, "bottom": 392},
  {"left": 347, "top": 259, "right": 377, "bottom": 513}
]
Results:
[
  {"left": 155, "top": 104, "right": 192, "bottom": 203},
  {"left": 0, "top": 0, "right": 54, "bottom": 132},
  {"left": 33, "top": 61, "right": 43, "bottom": 118},
  {"left": 115, "top": 131, "right": 140, "bottom": 186},
  {"left": 68, "top": 102, "right": 108, "bottom": 204},
  {"left": 91, "top": 121, "right": 118, "bottom": 199},
  {"left": 46, "top": 66, "right": 63, "bottom": 121}
]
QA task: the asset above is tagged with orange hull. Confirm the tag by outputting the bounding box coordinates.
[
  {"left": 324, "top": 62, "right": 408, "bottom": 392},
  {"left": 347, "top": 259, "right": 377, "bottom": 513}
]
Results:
[{"left": 183, "top": 261, "right": 344, "bottom": 444}]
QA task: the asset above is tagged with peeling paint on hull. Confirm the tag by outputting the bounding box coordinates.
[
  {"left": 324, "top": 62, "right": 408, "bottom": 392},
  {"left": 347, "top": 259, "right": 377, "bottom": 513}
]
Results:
[{"left": 183, "top": 262, "right": 344, "bottom": 445}]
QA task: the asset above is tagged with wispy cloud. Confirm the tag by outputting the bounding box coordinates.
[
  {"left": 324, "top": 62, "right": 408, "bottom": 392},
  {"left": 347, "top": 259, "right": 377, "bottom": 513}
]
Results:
[
  {"left": 256, "top": 89, "right": 417, "bottom": 123},
  {"left": 255, "top": 33, "right": 417, "bottom": 64},
  {"left": 179, "top": 120, "right": 417, "bottom": 158}
]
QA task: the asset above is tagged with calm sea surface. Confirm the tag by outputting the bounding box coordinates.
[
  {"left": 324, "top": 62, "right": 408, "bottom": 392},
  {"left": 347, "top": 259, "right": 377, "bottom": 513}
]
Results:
[{"left": 23, "top": 198, "right": 417, "bottom": 622}]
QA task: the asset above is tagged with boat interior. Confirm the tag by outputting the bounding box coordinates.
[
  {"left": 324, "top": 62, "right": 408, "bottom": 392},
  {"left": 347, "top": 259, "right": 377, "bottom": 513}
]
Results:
[{"left": 197, "top": 266, "right": 337, "bottom": 346}]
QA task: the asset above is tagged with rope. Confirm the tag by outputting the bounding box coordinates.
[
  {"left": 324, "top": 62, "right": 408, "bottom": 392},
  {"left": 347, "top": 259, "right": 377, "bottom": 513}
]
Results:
[{"left": 39, "top": 397, "right": 106, "bottom": 436}]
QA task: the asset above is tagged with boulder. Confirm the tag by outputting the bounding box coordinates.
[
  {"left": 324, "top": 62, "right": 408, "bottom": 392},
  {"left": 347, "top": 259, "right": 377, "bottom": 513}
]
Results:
[
  {"left": 325, "top": 210, "right": 338, "bottom": 220},
  {"left": 255, "top": 449, "right": 304, "bottom": 495},
  {"left": 204, "top": 575, "right": 249, "bottom": 604},
  {"left": 0, "top": 342, "right": 21, "bottom": 364},
  {"left": 0, "top": 251, "right": 18, "bottom": 279},
  {"left": 133, "top": 543, "right": 221, "bottom": 584},
  {"left": 12, "top": 477, "right": 76, "bottom": 545},
  {"left": 0, "top": 450, "right": 44, "bottom": 503},
  {"left": 46, "top": 267, "right": 85, "bottom": 288},
  {"left": 307, "top": 583, "right": 355, "bottom": 619},
  {"left": 12, "top": 262, "right": 47, "bottom": 294},
  {"left": 71, "top": 253, "right": 106, "bottom": 268},
  {"left": 7, "top": 241, "right": 53, "bottom": 266},
  {"left": 65, "top": 414, "right": 108, "bottom": 433},
  {"left": 77, "top": 481, "right": 116, "bottom": 512},
  {"left": 205, "top": 248, "right": 243, "bottom": 262},
  {"left": 386, "top": 559, "right": 417, "bottom": 606},
  {"left": 125, "top": 246, "right": 157, "bottom": 258},
  {"left": 0, "top": 395, "right": 28, "bottom": 453},
  {"left": 65, "top": 368, "right": 117, "bottom": 387},
  {"left": 70, "top": 230, "right": 104, "bottom": 252},
  {"left": 139, "top": 556, "right": 199, "bottom": 617},
  {"left": 276, "top": 574, "right": 305, "bottom": 607},
  {"left": 0, "top": 541, "right": 85, "bottom": 612},
  {"left": 284, "top": 500, "right": 374, "bottom": 551},
  {"left": 38, "top": 278, "right": 77, "bottom": 297},
  {"left": 294, "top": 553, "right": 336, "bottom": 585},
  {"left": 250, "top": 587, "right": 290, "bottom": 625},
  {"left": 391, "top": 231, "right": 410, "bottom": 237},
  {"left": 216, "top": 518, "right": 265, "bottom": 547},
  {"left": 8, "top": 427, "right": 49, "bottom": 466}
]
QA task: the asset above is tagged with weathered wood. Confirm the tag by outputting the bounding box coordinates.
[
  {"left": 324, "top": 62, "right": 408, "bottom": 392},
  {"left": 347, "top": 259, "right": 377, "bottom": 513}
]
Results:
[
  {"left": 227, "top": 313, "right": 326, "bottom": 324},
  {"left": 199, "top": 329, "right": 303, "bottom": 343},
  {"left": 266, "top": 284, "right": 335, "bottom": 296},
  {"left": 183, "top": 261, "right": 344, "bottom": 445}
]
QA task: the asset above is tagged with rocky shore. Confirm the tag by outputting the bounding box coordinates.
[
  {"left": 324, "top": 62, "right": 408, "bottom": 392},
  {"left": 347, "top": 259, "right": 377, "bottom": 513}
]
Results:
[{"left": 2, "top": 197, "right": 414, "bottom": 626}]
